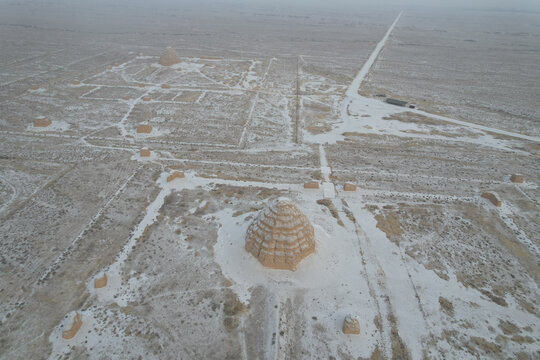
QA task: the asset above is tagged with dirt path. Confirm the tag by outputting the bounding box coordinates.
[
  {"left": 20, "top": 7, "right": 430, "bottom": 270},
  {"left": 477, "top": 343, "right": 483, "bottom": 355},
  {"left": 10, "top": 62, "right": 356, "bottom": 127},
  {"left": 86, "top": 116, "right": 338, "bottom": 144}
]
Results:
[{"left": 345, "top": 11, "right": 403, "bottom": 98}]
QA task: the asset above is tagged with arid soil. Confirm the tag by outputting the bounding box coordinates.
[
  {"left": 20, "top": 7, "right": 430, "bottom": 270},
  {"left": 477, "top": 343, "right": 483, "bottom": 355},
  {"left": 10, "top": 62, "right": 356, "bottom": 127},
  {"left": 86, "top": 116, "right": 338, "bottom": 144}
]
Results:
[{"left": 0, "top": 2, "right": 539, "bottom": 359}]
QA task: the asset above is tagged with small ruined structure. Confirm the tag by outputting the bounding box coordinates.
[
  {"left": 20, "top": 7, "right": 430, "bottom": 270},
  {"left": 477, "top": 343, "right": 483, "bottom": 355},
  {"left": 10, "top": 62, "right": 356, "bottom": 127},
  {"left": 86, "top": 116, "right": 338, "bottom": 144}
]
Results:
[
  {"left": 137, "top": 124, "right": 152, "bottom": 134},
  {"left": 72, "top": 80, "right": 80, "bottom": 85},
  {"left": 304, "top": 182, "right": 319, "bottom": 189},
  {"left": 138, "top": 83, "right": 145, "bottom": 88},
  {"left": 33, "top": 118, "right": 51, "bottom": 127},
  {"left": 342, "top": 315, "right": 361, "bottom": 335},
  {"left": 510, "top": 174, "right": 523, "bottom": 183},
  {"left": 386, "top": 98, "right": 407, "bottom": 107},
  {"left": 161, "top": 84, "right": 171, "bottom": 89},
  {"left": 94, "top": 274, "right": 107, "bottom": 289},
  {"left": 140, "top": 148, "right": 151, "bottom": 157},
  {"left": 482, "top": 192, "right": 502, "bottom": 207},
  {"left": 122, "top": 96, "right": 130, "bottom": 101},
  {"left": 62, "top": 313, "right": 83, "bottom": 340},
  {"left": 159, "top": 47, "right": 181, "bottom": 66},
  {"left": 29, "top": 84, "right": 40, "bottom": 90},
  {"left": 142, "top": 96, "right": 151, "bottom": 101},
  {"left": 245, "top": 197, "right": 315, "bottom": 270},
  {"left": 167, "top": 171, "right": 185, "bottom": 182},
  {"left": 343, "top": 183, "right": 356, "bottom": 191}
]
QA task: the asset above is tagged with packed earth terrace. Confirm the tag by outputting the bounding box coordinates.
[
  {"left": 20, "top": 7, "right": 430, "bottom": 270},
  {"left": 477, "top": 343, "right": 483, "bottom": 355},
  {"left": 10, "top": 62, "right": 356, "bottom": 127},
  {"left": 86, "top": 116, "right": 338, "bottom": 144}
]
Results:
[{"left": 0, "top": 2, "right": 539, "bottom": 359}]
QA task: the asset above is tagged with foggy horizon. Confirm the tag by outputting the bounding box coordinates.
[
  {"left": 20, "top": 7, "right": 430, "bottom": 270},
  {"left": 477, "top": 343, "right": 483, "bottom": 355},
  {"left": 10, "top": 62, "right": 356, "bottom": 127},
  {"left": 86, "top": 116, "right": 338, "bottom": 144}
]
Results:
[{"left": 1, "top": 0, "right": 540, "bottom": 12}]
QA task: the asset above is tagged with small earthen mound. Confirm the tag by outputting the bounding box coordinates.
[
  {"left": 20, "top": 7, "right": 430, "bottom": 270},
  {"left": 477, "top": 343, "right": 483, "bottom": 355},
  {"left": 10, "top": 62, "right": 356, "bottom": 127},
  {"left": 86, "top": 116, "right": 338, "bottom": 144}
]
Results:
[
  {"left": 482, "top": 192, "right": 502, "bottom": 207},
  {"left": 137, "top": 124, "right": 152, "bottom": 134},
  {"left": 142, "top": 96, "right": 151, "bottom": 102},
  {"left": 161, "top": 84, "right": 171, "bottom": 89},
  {"left": 245, "top": 197, "right": 315, "bottom": 270},
  {"left": 72, "top": 80, "right": 80, "bottom": 85},
  {"left": 122, "top": 96, "right": 130, "bottom": 101},
  {"left": 138, "top": 83, "right": 145, "bottom": 88},
  {"left": 159, "top": 47, "right": 181, "bottom": 66},
  {"left": 510, "top": 174, "right": 523, "bottom": 183},
  {"left": 62, "top": 313, "right": 83, "bottom": 340},
  {"left": 342, "top": 315, "right": 361, "bottom": 334},
  {"left": 167, "top": 171, "right": 185, "bottom": 182},
  {"left": 304, "top": 182, "right": 319, "bottom": 189},
  {"left": 33, "top": 118, "right": 51, "bottom": 127},
  {"left": 94, "top": 274, "right": 107, "bottom": 289},
  {"left": 140, "top": 148, "right": 151, "bottom": 157},
  {"left": 29, "top": 84, "right": 40, "bottom": 91},
  {"left": 344, "top": 183, "right": 356, "bottom": 191}
]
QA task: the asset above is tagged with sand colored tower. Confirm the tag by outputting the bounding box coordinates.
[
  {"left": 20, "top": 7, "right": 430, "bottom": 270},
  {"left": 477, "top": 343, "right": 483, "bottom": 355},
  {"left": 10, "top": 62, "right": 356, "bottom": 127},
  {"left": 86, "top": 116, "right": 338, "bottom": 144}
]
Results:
[
  {"left": 245, "top": 197, "right": 315, "bottom": 270},
  {"left": 159, "top": 47, "right": 181, "bottom": 66}
]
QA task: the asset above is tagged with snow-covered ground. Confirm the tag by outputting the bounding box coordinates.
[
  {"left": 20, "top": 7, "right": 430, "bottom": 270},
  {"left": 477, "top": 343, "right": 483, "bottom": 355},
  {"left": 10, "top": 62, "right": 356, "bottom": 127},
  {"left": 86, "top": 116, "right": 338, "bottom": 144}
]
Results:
[{"left": 0, "top": 3, "right": 538, "bottom": 359}]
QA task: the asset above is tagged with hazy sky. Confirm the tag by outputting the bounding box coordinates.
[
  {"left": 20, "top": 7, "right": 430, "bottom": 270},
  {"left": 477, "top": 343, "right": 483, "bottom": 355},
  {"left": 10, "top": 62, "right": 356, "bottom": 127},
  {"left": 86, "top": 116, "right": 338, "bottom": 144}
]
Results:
[
  {"left": 221, "top": 0, "right": 540, "bottom": 10},
  {"left": 1, "top": 0, "right": 539, "bottom": 11}
]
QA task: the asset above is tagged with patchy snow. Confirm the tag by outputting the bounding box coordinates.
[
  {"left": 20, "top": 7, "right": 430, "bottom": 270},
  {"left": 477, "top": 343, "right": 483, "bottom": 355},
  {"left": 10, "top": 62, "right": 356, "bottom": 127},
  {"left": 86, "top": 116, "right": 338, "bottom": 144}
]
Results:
[
  {"left": 0, "top": 174, "right": 17, "bottom": 215},
  {"left": 492, "top": 201, "right": 540, "bottom": 258},
  {"left": 82, "top": 171, "right": 296, "bottom": 310},
  {"left": 345, "top": 196, "right": 540, "bottom": 359},
  {"left": 130, "top": 150, "right": 158, "bottom": 162},
  {"left": 410, "top": 107, "right": 540, "bottom": 144},
  {"left": 49, "top": 308, "right": 151, "bottom": 360},
  {"left": 298, "top": 11, "right": 537, "bottom": 153},
  {"left": 28, "top": 87, "right": 47, "bottom": 94},
  {"left": 188, "top": 199, "right": 208, "bottom": 215},
  {"left": 239, "top": 60, "right": 261, "bottom": 89},
  {"left": 345, "top": 11, "right": 403, "bottom": 98},
  {"left": 304, "top": 95, "right": 528, "bottom": 153},
  {"left": 49, "top": 310, "right": 97, "bottom": 357},
  {"left": 88, "top": 172, "right": 171, "bottom": 306},
  {"left": 153, "top": 61, "right": 205, "bottom": 73},
  {"left": 347, "top": 202, "right": 429, "bottom": 359},
  {"left": 133, "top": 126, "right": 168, "bottom": 139},
  {"left": 27, "top": 120, "right": 70, "bottom": 132},
  {"left": 212, "top": 193, "right": 380, "bottom": 358},
  {"left": 319, "top": 145, "right": 336, "bottom": 198},
  {"left": 148, "top": 116, "right": 166, "bottom": 123}
]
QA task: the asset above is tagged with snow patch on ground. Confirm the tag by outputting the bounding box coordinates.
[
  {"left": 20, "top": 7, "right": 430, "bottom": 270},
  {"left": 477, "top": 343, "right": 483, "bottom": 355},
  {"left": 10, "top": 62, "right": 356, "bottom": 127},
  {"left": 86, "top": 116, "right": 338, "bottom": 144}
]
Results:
[
  {"left": 133, "top": 126, "right": 168, "bottom": 139},
  {"left": 27, "top": 121, "right": 70, "bottom": 132},
  {"left": 304, "top": 95, "right": 525, "bottom": 153},
  {"left": 49, "top": 308, "right": 150, "bottom": 360},
  {"left": 87, "top": 172, "right": 171, "bottom": 307},
  {"left": 212, "top": 193, "right": 380, "bottom": 358}
]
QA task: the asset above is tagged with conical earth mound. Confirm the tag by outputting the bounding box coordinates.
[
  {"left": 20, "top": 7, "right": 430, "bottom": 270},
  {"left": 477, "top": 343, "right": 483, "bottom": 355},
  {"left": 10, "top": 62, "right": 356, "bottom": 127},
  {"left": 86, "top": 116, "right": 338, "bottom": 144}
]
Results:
[
  {"left": 245, "top": 197, "right": 315, "bottom": 270},
  {"left": 159, "top": 47, "right": 181, "bottom": 66}
]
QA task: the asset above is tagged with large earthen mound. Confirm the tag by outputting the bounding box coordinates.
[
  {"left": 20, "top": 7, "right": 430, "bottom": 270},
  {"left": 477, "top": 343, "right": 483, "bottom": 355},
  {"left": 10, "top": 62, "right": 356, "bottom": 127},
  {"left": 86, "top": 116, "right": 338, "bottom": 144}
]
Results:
[
  {"left": 245, "top": 197, "right": 315, "bottom": 270},
  {"left": 159, "top": 47, "right": 181, "bottom": 66}
]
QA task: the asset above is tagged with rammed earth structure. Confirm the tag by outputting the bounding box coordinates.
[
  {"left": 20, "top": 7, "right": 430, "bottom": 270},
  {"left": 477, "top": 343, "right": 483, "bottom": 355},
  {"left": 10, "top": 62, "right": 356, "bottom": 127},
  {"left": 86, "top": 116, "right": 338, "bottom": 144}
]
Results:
[{"left": 245, "top": 198, "right": 315, "bottom": 270}]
